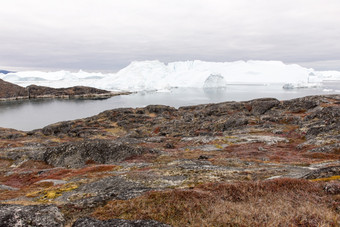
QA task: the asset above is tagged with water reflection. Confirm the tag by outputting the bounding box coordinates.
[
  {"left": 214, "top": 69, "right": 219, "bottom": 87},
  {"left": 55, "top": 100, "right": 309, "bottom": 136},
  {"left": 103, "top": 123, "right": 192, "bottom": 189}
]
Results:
[
  {"left": 0, "top": 85, "right": 339, "bottom": 131},
  {"left": 203, "top": 88, "right": 228, "bottom": 100}
]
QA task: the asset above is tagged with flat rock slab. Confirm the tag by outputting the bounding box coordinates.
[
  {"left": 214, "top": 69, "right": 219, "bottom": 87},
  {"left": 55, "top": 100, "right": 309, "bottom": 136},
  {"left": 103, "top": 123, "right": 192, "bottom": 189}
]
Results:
[{"left": 43, "top": 140, "right": 145, "bottom": 168}]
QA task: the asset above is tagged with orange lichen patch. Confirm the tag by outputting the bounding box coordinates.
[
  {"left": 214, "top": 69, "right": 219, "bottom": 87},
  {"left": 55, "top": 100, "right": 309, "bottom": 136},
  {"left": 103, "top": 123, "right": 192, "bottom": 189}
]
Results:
[{"left": 92, "top": 179, "right": 338, "bottom": 226}]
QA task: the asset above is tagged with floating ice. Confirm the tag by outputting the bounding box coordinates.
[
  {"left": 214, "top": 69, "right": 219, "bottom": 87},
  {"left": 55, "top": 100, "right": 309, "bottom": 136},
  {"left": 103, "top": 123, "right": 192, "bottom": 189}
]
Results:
[{"left": 2, "top": 60, "right": 340, "bottom": 91}]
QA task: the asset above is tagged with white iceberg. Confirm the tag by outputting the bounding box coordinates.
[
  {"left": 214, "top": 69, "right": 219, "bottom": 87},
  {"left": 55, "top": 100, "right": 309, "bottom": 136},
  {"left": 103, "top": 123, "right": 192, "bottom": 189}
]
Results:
[
  {"left": 93, "top": 60, "right": 313, "bottom": 91},
  {"left": 2, "top": 60, "right": 340, "bottom": 92}
]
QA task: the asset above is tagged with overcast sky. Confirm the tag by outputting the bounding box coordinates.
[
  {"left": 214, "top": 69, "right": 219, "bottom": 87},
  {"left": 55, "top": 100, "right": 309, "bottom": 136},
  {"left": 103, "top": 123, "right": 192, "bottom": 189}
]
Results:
[{"left": 1, "top": 0, "right": 340, "bottom": 72}]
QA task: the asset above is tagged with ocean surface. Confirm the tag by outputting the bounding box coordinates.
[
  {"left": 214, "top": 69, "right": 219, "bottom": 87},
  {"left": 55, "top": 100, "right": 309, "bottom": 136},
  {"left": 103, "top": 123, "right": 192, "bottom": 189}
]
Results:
[{"left": 0, "top": 84, "right": 339, "bottom": 131}]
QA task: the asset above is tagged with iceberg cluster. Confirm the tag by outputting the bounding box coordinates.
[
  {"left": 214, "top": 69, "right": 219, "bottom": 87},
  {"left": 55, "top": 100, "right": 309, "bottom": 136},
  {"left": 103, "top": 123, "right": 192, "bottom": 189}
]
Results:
[{"left": 1, "top": 60, "right": 340, "bottom": 92}]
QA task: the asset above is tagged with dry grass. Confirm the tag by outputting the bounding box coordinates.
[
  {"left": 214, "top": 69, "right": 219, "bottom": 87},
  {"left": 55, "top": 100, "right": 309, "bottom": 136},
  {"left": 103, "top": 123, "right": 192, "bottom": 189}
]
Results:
[{"left": 92, "top": 178, "right": 339, "bottom": 226}]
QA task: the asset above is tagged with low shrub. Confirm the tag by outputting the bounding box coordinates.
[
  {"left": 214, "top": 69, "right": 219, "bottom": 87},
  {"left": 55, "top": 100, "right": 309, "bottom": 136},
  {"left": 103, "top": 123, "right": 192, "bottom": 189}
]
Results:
[{"left": 93, "top": 178, "right": 339, "bottom": 226}]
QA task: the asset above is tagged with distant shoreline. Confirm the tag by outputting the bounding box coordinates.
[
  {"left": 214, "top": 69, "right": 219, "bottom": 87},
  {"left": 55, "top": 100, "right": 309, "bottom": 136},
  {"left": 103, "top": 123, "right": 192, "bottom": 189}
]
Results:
[{"left": 0, "top": 79, "right": 131, "bottom": 102}]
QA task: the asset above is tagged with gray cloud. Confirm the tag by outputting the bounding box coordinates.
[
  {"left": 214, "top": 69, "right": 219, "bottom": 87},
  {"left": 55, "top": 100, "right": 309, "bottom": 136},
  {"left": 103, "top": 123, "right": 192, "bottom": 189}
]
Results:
[{"left": 1, "top": 0, "right": 340, "bottom": 71}]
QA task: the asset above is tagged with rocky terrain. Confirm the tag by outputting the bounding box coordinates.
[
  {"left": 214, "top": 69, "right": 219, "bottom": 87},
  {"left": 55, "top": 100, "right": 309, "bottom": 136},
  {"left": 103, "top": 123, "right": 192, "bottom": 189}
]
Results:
[
  {"left": 0, "top": 94, "right": 339, "bottom": 226},
  {"left": 0, "top": 79, "right": 129, "bottom": 101}
]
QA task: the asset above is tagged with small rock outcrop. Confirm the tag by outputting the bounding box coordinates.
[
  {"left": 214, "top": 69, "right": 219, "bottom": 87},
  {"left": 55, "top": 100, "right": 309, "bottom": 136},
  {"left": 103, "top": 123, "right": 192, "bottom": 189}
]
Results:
[
  {"left": 43, "top": 140, "right": 146, "bottom": 168},
  {"left": 0, "top": 204, "right": 65, "bottom": 227}
]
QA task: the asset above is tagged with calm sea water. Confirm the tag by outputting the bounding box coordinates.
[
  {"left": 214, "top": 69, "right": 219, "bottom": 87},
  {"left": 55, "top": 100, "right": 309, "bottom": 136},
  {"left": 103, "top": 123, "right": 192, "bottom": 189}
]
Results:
[{"left": 0, "top": 84, "right": 339, "bottom": 131}]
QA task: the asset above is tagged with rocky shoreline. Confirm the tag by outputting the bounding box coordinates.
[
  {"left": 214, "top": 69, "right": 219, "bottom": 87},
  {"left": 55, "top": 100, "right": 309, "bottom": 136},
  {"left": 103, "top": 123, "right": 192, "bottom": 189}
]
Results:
[
  {"left": 0, "top": 79, "right": 130, "bottom": 101},
  {"left": 0, "top": 94, "right": 339, "bottom": 226}
]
